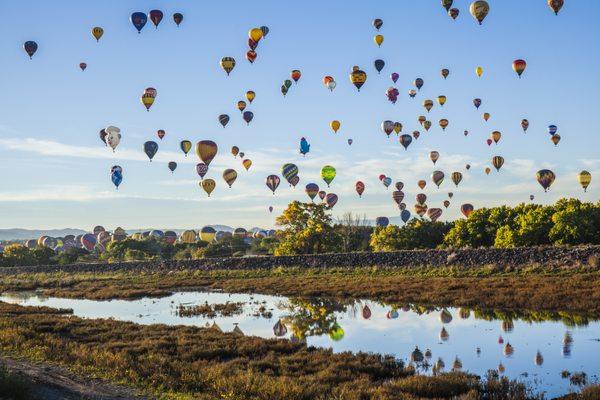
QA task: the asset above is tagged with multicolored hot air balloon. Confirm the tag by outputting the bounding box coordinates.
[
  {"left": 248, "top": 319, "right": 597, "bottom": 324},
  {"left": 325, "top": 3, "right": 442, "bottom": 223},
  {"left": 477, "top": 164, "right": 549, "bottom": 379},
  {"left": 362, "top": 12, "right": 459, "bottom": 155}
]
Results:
[
  {"left": 350, "top": 68, "right": 367, "bottom": 91},
  {"left": 242, "top": 159, "right": 252, "bottom": 171},
  {"left": 81, "top": 233, "right": 97, "bottom": 251},
  {"left": 578, "top": 171, "right": 591, "bottom": 192},
  {"left": 222, "top": 169, "right": 238, "bottom": 188},
  {"left": 143, "top": 141, "right": 158, "bottom": 161},
  {"left": 305, "top": 183, "right": 319, "bottom": 201},
  {"left": 196, "top": 140, "right": 218, "bottom": 166},
  {"left": 325, "top": 193, "right": 338, "bottom": 209},
  {"left": 536, "top": 169, "right": 556, "bottom": 192},
  {"left": 399, "top": 134, "right": 412, "bottom": 150},
  {"left": 180, "top": 140, "right": 192, "bottom": 156},
  {"left": 432, "top": 171, "right": 445, "bottom": 188},
  {"left": 521, "top": 119, "right": 529, "bottom": 132},
  {"left": 548, "top": 0, "right": 564, "bottom": 15},
  {"left": 461, "top": 203, "right": 474, "bottom": 218},
  {"left": 282, "top": 163, "right": 299, "bottom": 185},
  {"left": 201, "top": 179, "right": 216, "bottom": 197},
  {"left": 149, "top": 10, "right": 163, "bottom": 28},
  {"left": 469, "top": 1, "right": 490, "bottom": 25},
  {"left": 373, "top": 18, "right": 383, "bottom": 30},
  {"left": 451, "top": 172, "right": 463, "bottom": 186},
  {"left": 512, "top": 59, "right": 527, "bottom": 78},
  {"left": 492, "top": 156, "right": 504, "bottom": 171},
  {"left": 428, "top": 208, "right": 443, "bottom": 222},
  {"left": 430, "top": 151, "right": 440, "bottom": 165},
  {"left": 355, "top": 181, "right": 365, "bottom": 197},
  {"left": 173, "top": 13, "right": 184, "bottom": 26},
  {"left": 141, "top": 87, "right": 156, "bottom": 111},
  {"left": 266, "top": 175, "right": 280, "bottom": 194},
  {"left": 321, "top": 165, "right": 336, "bottom": 187}
]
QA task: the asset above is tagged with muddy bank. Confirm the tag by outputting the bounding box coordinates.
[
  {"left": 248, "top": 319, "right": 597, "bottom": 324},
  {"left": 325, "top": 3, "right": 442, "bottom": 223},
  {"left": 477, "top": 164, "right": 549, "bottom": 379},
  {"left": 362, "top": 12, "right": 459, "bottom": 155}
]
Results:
[{"left": 0, "top": 245, "right": 598, "bottom": 276}]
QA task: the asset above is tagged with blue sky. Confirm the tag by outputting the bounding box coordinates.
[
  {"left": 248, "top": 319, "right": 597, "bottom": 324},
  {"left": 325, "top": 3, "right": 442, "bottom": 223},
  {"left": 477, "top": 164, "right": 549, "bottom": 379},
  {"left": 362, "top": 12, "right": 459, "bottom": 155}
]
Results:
[{"left": 0, "top": 0, "right": 598, "bottom": 230}]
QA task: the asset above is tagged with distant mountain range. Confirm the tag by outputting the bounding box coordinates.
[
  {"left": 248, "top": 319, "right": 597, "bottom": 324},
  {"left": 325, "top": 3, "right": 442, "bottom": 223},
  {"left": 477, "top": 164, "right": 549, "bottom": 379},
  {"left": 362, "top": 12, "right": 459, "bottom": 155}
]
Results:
[{"left": 0, "top": 225, "right": 267, "bottom": 241}]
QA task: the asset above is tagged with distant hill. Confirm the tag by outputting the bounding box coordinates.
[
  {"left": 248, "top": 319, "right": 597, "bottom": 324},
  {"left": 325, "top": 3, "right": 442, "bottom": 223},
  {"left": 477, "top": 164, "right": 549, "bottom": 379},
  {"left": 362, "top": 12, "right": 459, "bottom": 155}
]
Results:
[{"left": 0, "top": 228, "right": 87, "bottom": 241}]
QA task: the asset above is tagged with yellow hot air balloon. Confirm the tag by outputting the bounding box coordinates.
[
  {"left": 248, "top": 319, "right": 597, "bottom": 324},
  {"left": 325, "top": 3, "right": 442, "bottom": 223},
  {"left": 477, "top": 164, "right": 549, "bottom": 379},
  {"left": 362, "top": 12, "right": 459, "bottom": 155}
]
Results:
[
  {"left": 201, "top": 179, "right": 216, "bottom": 197},
  {"left": 423, "top": 120, "right": 432, "bottom": 131},
  {"left": 196, "top": 140, "right": 218, "bottom": 166},
  {"left": 437, "top": 95, "right": 447, "bottom": 107},
  {"left": 439, "top": 119, "right": 449, "bottom": 131},
  {"left": 393, "top": 122, "right": 402, "bottom": 134},
  {"left": 330, "top": 120, "right": 341, "bottom": 133},
  {"left": 200, "top": 226, "right": 217, "bottom": 243},
  {"left": 180, "top": 140, "right": 192, "bottom": 156},
  {"left": 220, "top": 57, "right": 236, "bottom": 76},
  {"left": 222, "top": 169, "right": 238, "bottom": 188},
  {"left": 475, "top": 66, "right": 484, "bottom": 77},
  {"left": 242, "top": 159, "right": 252, "bottom": 171},
  {"left": 92, "top": 27, "right": 104, "bottom": 42},
  {"left": 180, "top": 230, "right": 197, "bottom": 243},
  {"left": 249, "top": 27, "right": 263, "bottom": 42},
  {"left": 470, "top": 1, "right": 490, "bottom": 25},
  {"left": 578, "top": 171, "right": 591, "bottom": 192},
  {"left": 374, "top": 34, "right": 384, "bottom": 47},
  {"left": 245, "top": 90, "right": 255, "bottom": 103}
]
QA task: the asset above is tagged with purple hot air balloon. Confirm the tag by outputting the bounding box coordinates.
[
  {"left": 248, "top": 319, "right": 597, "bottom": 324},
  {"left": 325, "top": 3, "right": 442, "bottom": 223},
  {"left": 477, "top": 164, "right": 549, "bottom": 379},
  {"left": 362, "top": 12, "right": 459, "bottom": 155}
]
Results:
[
  {"left": 266, "top": 175, "right": 280, "bottom": 194},
  {"left": 325, "top": 193, "right": 338, "bottom": 209},
  {"left": 196, "top": 163, "right": 208, "bottom": 179},
  {"left": 80, "top": 233, "right": 97, "bottom": 251},
  {"left": 391, "top": 72, "right": 399, "bottom": 83}
]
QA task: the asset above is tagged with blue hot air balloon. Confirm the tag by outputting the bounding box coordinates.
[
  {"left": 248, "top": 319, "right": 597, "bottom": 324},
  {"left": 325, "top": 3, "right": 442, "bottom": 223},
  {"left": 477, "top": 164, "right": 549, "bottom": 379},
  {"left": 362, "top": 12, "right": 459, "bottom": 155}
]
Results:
[
  {"left": 401, "top": 209, "right": 411, "bottom": 223},
  {"left": 375, "top": 217, "right": 389, "bottom": 227},
  {"left": 130, "top": 12, "right": 148, "bottom": 33},
  {"left": 547, "top": 124, "right": 558, "bottom": 135},
  {"left": 143, "top": 141, "right": 158, "bottom": 161},
  {"left": 300, "top": 137, "right": 310, "bottom": 156},
  {"left": 110, "top": 167, "right": 123, "bottom": 189}
]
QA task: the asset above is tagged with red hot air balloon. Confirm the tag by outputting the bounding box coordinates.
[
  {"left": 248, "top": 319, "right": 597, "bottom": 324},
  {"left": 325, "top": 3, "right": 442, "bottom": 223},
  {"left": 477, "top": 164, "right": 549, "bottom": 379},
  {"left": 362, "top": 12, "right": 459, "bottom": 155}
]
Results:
[
  {"left": 355, "top": 181, "right": 365, "bottom": 197},
  {"left": 149, "top": 10, "right": 164, "bottom": 28},
  {"left": 461, "top": 204, "right": 474, "bottom": 218},
  {"left": 512, "top": 59, "right": 527, "bottom": 78},
  {"left": 157, "top": 129, "right": 165, "bottom": 140}
]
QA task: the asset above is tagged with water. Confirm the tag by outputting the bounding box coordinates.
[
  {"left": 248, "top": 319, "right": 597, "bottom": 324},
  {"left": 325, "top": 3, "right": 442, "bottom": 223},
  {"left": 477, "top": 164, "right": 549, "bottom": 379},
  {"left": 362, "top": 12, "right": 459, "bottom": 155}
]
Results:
[{"left": 2, "top": 290, "right": 598, "bottom": 398}]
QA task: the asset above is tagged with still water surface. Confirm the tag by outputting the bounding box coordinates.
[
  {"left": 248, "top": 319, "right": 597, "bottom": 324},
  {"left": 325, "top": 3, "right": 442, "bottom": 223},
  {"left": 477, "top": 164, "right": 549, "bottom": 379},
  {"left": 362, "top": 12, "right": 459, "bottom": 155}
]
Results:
[{"left": 2, "top": 290, "right": 598, "bottom": 398}]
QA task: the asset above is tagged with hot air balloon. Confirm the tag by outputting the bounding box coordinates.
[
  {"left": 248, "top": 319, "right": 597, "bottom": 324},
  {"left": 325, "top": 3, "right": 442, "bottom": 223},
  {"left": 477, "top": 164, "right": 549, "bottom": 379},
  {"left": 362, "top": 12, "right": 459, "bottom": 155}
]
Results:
[
  {"left": 448, "top": 192, "right": 454, "bottom": 198},
  {"left": 399, "top": 134, "right": 412, "bottom": 150},
  {"left": 461, "top": 203, "right": 474, "bottom": 218},
  {"left": 473, "top": 98, "right": 482, "bottom": 109},
  {"left": 432, "top": 171, "right": 445, "bottom": 188},
  {"left": 512, "top": 59, "right": 527, "bottom": 78},
  {"left": 81, "top": 233, "right": 97, "bottom": 251},
  {"left": 348, "top": 139, "right": 353, "bottom": 146},
  {"left": 464, "top": 130, "right": 469, "bottom": 136},
  {"left": 330, "top": 120, "right": 341, "bottom": 133},
  {"left": 551, "top": 134, "right": 561, "bottom": 146},
  {"left": 449, "top": 8, "right": 460, "bottom": 19},
  {"left": 141, "top": 87, "right": 156, "bottom": 111},
  {"left": 375, "top": 217, "right": 389, "bottom": 228},
  {"left": 168, "top": 161, "right": 177, "bottom": 173},
  {"left": 242, "top": 159, "right": 252, "bottom": 171},
  {"left": 382, "top": 177, "right": 392, "bottom": 188},
  {"left": 149, "top": 10, "right": 163, "bottom": 28},
  {"left": 578, "top": 171, "right": 591, "bottom": 192},
  {"left": 483, "top": 112, "right": 490, "bottom": 122},
  {"left": 23, "top": 41, "right": 38, "bottom": 59},
  {"left": 110, "top": 166, "right": 123, "bottom": 189},
  {"left": 281, "top": 85, "right": 288, "bottom": 96},
  {"left": 401, "top": 209, "right": 411, "bottom": 223},
  {"left": 282, "top": 163, "right": 299, "bottom": 185},
  {"left": 196, "top": 140, "right": 218, "bottom": 166},
  {"left": 392, "top": 190, "right": 404, "bottom": 205},
  {"left": 443, "top": 200, "right": 450, "bottom": 208},
  {"left": 439, "top": 119, "right": 449, "bottom": 131},
  {"left": 99, "top": 129, "right": 107, "bottom": 145},
  {"left": 414, "top": 78, "right": 424, "bottom": 90},
  {"left": 395, "top": 182, "right": 404, "bottom": 191},
  {"left": 266, "top": 175, "right": 280, "bottom": 194},
  {"left": 317, "top": 190, "right": 326, "bottom": 201},
  {"left": 273, "top": 320, "right": 287, "bottom": 337},
  {"left": 485, "top": 167, "right": 491, "bottom": 175},
  {"left": 418, "top": 180, "right": 427, "bottom": 190},
  {"left": 153, "top": 129, "right": 164, "bottom": 141},
  {"left": 521, "top": 119, "right": 529, "bottom": 132},
  {"left": 374, "top": 59, "right": 385, "bottom": 74},
  {"left": 220, "top": 57, "right": 236, "bottom": 75},
  {"left": 246, "top": 50, "right": 257, "bottom": 63},
  {"left": 423, "top": 99, "right": 434, "bottom": 112},
  {"left": 350, "top": 68, "right": 367, "bottom": 91},
  {"left": 231, "top": 146, "right": 239, "bottom": 158},
  {"left": 548, "top": 124, "right": 558, "bottom": 135},
  {"left": 143, "top": 141, "right": 158, "bottom": 161},
  {"left": 475, "top": 66, "right": 484, "bottom": 77},
  {"left": 413, "top": 131, "right": 421, "bottom": 140},
  {"left": 373, "top": 18, "right": 383, "bottom": 30},
  {"left": 291, "top": 69, "right": 301, "bottom": 83},
  {"left": 393, "top": 122, "right": 403, "bottom": 134},
  {"left": 415, "top": 204, "right": 428, "bottom": 217},
  {"left": 283, "top": 79, "right": 293, "bottom": 90},
  {"left": 91, "top": 27, "right": 104, "bottom": 41},
  {"left": 451, "top": 172, "right": 463, "bottom": 186},
  {"left": 428, "top": 208, "right": 443, "bottom": 222},
  {"left": 243, "top": 111, "right": 254, "bottom": 125},
  {"left": 437, "top": 95, "right": 447, "bottom": 106},
  {"left": 491, "top": 131, "right": 502, "bottom": 144},
  {"left": 223, "top": 169, "right": 238, "bottom": 188},
  {"left": 441, "top": 68, "right": 450, "bottom": 79},
  {"left": 374, "top": 34, "right": 384, "bottom": 47},
  {"left": 492, "top": 156, "right": 504, "bottom": 171},
  {"left": 548, "top": 0, "right": 564, "bottom": 15},
  {"left": 249, "top": 27, "right": 263, "bottom": 42},
  {"left": 469, "top": 1, "right": 490, "bottom": 25},
  {"left": 180, "top": 140, "right": 192, "bottom": 156},
  {"left": 79, "top": 62, "right": 87, "bottom": 71},
  {"left": 321, "top": 165, "right": 336, "bottom": 187},
  {"left": 105, "top": 126, "right": 121, "bottom": 152},
  {"left": 217, "top": 114, "right": 230, "bottom": 128},
  {"left": 408, "top": 89, "right": 417, "bottom": 98},
  {"left": 325, "top": 193, "right": 338, "bottom": 209},
  {"left": 391, "top": 72, "right": 399, "bottom": 83},
  {"left": 381, "top": 120, "right": 394, "bottom": 137},
  {"left": 486, "top": 138, "right": 493, "bottom": 146},
  {"left": 300, "top": 137, "right": 310, "bottom": 156},
  {"left": 173, "top": 13, "right": 183, "bottom": 26},
  {"left": 430, "top": 151, "right": 440, "bottom": 164},
  {"left": 245, "top": 91, "right": 256, "bottom": 104},
  {"left": 305, "top": 183, "right": 319, "bottom": 201},
  {"left": 201, "top": 179, "right": 216, "bottom": 197},
  {"left": 130, "top": 12, "right": 148, "bottom": 33},
  {"left": 423, "top": 121, "right": 432, "bottom": 131},
  {"left": 386, "top": 87, "right": 399, "bottom": 104},
  {"left": 416, "top": 193, "right": 427, "bottom": 205}
]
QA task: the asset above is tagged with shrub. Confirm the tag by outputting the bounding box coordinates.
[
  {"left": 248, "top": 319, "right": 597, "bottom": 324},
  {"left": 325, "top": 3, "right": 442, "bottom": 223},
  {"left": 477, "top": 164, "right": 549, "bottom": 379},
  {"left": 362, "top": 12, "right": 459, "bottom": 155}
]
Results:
[{"left": 370, "top": 219, "right": 451, "bottom": 252}]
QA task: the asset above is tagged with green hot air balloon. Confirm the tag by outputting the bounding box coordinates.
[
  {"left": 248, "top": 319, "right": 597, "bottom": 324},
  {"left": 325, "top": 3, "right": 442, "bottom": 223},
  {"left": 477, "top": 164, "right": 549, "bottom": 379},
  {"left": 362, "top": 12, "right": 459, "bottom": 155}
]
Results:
[{"left": 321, "top": 165, "right": 336, "bottom": 187}]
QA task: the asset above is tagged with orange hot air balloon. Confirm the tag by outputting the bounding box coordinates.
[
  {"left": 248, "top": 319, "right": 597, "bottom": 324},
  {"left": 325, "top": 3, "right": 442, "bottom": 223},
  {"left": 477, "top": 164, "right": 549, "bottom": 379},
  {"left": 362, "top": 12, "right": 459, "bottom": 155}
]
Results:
[
  {"left": 512, "top": 59, "right": 527, "bottom": 78},
  {"left": 91, "top": 27, "right": 104, "bottom": 42},
  {"left": 483, "top": 112, "right": 490, "bottom": 122},
  {"left": 231, "top": 146, "right": 239, "bottom": 157},
  {"left": 374, "top": 34, "right": 384, "bottom": 47},
  {"left": 439, "top": 119, "right": 449, "bottom": 131},
  {"left": 548, "top": 0, "right": 564, "bottom": 15},
  {"left": 291, "top": 69, "right": 301, "bottom": 83},
  {"left": 418, "top": 180, "right": 426, "bottom": 190},
  {"left": 330, "top": 120, "right": 341, "bottom": 133},
  {"left": 196, "top": 140, "right": 218, "bottom": 166},
  {"left": 242, "top": 159, "right": 252, "bottom": 171},
  {"left": 491, "top": 131, "right": 501, "bottom": 144},
  {"left": 485, "top": 167, "right": 491, "bottom": 175}
]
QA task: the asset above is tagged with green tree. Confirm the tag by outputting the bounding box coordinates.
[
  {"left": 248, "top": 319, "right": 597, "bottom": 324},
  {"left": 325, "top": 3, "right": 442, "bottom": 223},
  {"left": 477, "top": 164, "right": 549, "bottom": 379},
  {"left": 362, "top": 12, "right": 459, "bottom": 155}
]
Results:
[
  {"left": 494, "top": 205, "right": 555, "bottom": 247},
  {"left": 274, "top": 201, "right": 341, "bottom": 255},
  {"left": 549, "top": 199, "right": 600, "bottom": 245},
  {"left": 0, "top": 244, "right": 34, "bottom": 267},
  {"left": 370, "top": 219, "right": 451, "bottom": 251}
]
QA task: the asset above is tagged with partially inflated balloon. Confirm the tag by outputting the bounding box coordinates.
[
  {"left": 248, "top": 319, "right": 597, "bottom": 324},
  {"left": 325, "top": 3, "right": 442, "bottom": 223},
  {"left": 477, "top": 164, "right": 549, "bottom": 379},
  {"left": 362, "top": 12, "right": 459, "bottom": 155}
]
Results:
[
  {"left": 536, "top": 169, "right": 555, "bottom": 192},
  {"left": 325, "top": 193, "right": 338, "bottom": 209},
  {"left": 180, "top": 140, "right": 192, "bottom": 156},
  {"left": 305, "top": 183, "right": 319, "bottom": 201},
  {"left": 242, "top": 159, "right": 252, "bottom": 171},
  {"left": 266, "top": 175, "right": 280, "bottom": 194},
  {"left": 432, "top": 171, "right": 445, "bottom": 188},
  {"left": 149, "top": 10, "right": 163, "bottom": 28},
  {"left": 173, "top": 13, "right": 183, "bottom": 26},
  {"left": 130, "top": 12, "right": 148, "bottom": 33},
  {"left": 196, "top": 140, "right": 218, "bottom": 166},
  {"left": 399, "top": 134, "right": 412, "bottom": 150},
  {"left": 23, "top": 41, "right": 38, "bottom": 59},
  {"left": 321, "top": 165, "right": 336, "bottom": 187},
  {"left": 469, "top": 1, "right": 490, "bottom": 25},
  {"left": 222, "top": 169, "right": 238, "bottom": 188},
  {"left": 512, "top": 59, "right": 527, "bottom": 78},
  {"left": 461, "top": 204, "right": 474, "bottom": 218},
  {"left": 220, "top": 57, "right": 236, "bottom": 75},
  {"left": 330, "top": 120, "right": 341, "bottom": 133},
  {"left": 201, "top": 179, "right": 216, "bottom": 197},
  {"left": 350, "top": 69, "right": 367, "bottom": 91},
  {"left": 548, "top": 0, "right": 564, "bottom": 15},
  {"left": 143, "top": 141, "right": 158, "bottom": 161},
  {"left": 578, "top": 171, "right": 591, "bottom": 192}
]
